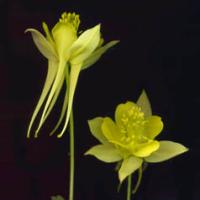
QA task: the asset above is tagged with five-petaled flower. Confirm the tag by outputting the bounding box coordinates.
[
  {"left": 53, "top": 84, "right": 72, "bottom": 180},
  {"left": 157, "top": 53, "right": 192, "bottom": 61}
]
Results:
[
  {"left": 85, "top": 90, "right": 188, "bottom": 182},
  {"left": 26, "top": 12, "right": 119, "bottom": 138}
]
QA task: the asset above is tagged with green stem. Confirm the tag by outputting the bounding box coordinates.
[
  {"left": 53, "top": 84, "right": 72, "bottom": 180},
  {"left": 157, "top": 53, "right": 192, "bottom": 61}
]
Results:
[
  {"left": 127, "top": 175, "right": 132, "bottom": 200},
  {"left": 69, "top": 110, "right": 75, "bottom": 200},
  {"left": 133, "top": 166, "right": 143, "bottom": 194},
  {"left": 66, "top": 65, "right": 75, "bottom": 200}
]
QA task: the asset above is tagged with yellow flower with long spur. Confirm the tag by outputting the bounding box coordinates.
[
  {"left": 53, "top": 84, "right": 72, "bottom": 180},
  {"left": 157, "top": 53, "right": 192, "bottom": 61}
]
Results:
[
  {"left": 85, "top": 90, "right": 188, "bottom": 182},
  {"left": 26, "top": 12, "right": 119, "bottom": 138}
]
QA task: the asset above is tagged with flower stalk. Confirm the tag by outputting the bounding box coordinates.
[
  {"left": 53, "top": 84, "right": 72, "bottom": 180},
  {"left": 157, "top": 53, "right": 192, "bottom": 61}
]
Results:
[
  {"left": 127, "top": 175, "right": 132, "bottom": 200},
  {"left": 69, "top": 108, "right": 75, "bottom": 200},
  {"left": 66, "top": 66, "right": 75, "bottom": 200}
]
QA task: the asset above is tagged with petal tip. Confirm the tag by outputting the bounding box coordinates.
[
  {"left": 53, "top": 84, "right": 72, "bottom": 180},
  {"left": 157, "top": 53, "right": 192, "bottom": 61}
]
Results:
[
  {"left": 84, "top": 150, "right": 90, "bottom": 156},
  {"left": 24, "top": 28, "right": 36, "bottom": 34},
  {"left": 118, "top": 173, "right": 125, "bottom": 183},
  {"left": 57, "top": 134, "right": 63, "bottom": 138},
  {"left": 24, "top": 28, "right": 31, "bottom": 34},
  {"left": 184, "top": 146, "right": 189, "bottom": 152},
  {"left": 95, "top": 24, "right": 101, "bottom": 31}
]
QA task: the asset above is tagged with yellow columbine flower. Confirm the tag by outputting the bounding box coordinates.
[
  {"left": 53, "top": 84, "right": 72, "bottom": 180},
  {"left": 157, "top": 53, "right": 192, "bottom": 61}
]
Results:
[
  {"left": 85, "top": 90, "right": 188, "bottom": 183},
  {"left": 25, "top": 12, "right": 119, "bottom": 138}
]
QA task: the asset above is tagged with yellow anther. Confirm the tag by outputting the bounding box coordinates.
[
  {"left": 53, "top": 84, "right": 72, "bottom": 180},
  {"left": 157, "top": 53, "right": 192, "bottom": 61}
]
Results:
[
  {"left": 128, "top": 109, "right": 134, "bottom": 116},
  {"left": 125, "top": 137, "right": 131, "bottom": 143},
  {"left": 120, "top": 136, "right": 126, "bottom": 141},
  {"left": 121, "top": 117, "right": 128, "bottom": 124},
  {"left": 59, "top": 12, "right": 80, "bottom": 31}
]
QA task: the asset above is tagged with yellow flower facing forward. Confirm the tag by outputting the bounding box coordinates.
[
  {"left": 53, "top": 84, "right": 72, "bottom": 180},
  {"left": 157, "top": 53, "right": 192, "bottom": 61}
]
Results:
[
  {"left": 25, "top": 12, "right": 119, "bottom": 138},
  {"left": 85, "top": 90, "right": 188, "bottom": 183}
]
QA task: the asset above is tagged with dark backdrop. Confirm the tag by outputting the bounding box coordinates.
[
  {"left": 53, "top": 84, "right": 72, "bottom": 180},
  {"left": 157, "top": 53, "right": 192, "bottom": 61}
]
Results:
[{"left": 0, "top": 0, "right": 199, "bottom": 199}]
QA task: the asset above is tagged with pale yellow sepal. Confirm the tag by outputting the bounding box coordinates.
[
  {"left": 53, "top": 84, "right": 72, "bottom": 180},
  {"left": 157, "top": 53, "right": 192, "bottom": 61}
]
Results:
[
  {"left": 25, "top": 28, "right": 58, "bottom": 61},
  {"left": 69, "top": 24, "right": 101, "bottom": 64},
  {"left": 136, "top": 90, "right": 152, "bottom": 117},
  {"left": 88, "top": 117, "right": 108, "bottom": 144},
  {"left": 85, "top": 144, "right": 122, "bottom": 163},
  {"left": 119, "top": 156, "right": 142, "bottom": 183},
  {"left": 82, "top": 40, "right": 119, "bottom": 70},
  {"left": 145, "top": 141, "right": 188, "bottom": 163}
]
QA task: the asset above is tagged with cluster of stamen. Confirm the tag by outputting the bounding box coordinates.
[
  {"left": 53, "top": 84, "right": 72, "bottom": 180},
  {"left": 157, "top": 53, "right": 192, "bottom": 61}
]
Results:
[
  {"left": 119, "top": 105, "right": 148, "bottom": 145},
  {"left": 60, "top": 12, "right": 80, "bottom": 30}
]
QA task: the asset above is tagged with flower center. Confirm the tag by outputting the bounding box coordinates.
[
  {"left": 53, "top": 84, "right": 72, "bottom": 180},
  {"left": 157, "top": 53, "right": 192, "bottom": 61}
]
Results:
[
  {"left": 119, "top": 104, "right": 148, "bottom": 144},
  {"left": 52, "top": 12, "right": 80, "bottom": 59},
  {"left": 59, "top": 12, "right": 80, "bottom": 31}
]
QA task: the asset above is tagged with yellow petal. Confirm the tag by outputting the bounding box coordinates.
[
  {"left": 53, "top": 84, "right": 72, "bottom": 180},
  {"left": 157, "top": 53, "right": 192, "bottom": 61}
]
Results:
[
  {"left": 144, "top": 116, "right": 164, "bottom": 139},
  {"left": 115, "top": 101, "right": 136, "bottom": 129},
  {"left": 101, "top": 117, "right": 124, "bottom": 143},
  {"left": 133, "top": 140, "right": 160, "bottom": 157},
  {"left": 52, "top": 22, "right": 77, "bottom": 59}
]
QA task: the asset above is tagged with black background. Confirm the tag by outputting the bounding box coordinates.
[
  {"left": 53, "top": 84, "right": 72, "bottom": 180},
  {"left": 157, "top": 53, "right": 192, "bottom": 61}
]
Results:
[{"left": 0, "top": 0, "right": 199, "bottom": 199}]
